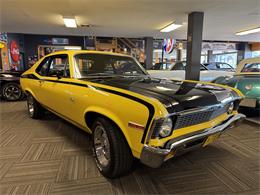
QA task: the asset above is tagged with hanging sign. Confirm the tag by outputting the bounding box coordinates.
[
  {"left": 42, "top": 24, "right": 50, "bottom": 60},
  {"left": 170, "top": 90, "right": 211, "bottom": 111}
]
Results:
[
  {"left": 10, "top": 40, "right": 20, "bottom": 62},
  {"left": 202, "top": 42, "right": 236, "bottom": 51},
  {"left": 52, "top": 38, "right": 69, "bottom": 45},
  {"left": 163, "top": 38, "right": 175, "bottom": 54}
]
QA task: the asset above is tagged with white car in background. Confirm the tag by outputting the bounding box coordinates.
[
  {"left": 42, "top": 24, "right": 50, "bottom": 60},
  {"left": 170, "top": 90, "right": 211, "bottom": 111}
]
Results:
[{"left": 148, "top": 61, "right": 234, "bottom": 82}]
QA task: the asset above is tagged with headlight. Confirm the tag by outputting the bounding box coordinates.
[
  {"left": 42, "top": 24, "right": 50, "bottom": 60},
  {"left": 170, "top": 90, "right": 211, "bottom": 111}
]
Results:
[
  {"left": 245, "top": 84, "right": 252, "bottom": 90},
  {"left": 159, "top": 117, "right": 173, "bottom": 137},
  {"left": 227, "top": 102, "right": 234, "bottom": 114}
]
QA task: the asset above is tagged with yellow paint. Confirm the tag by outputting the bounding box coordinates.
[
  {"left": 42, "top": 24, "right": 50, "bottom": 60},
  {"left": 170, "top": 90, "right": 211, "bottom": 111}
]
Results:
[
  {"left": 203, "top": 132, "right": 221, "bottom": 147},
  {"left": 20, "top": 50, "right": 242, "bottom": 159}
]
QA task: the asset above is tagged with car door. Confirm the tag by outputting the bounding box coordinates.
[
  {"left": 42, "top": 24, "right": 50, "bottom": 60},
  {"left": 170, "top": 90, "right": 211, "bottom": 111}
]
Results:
[{"left": 36, "top": 54, "right": 73, "bottom": 117}]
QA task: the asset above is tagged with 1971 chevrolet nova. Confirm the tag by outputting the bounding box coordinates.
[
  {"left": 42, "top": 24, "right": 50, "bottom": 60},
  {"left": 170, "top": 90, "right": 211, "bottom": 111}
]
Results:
[{"left": 20, "top": 50, "right": 245, "bottom": 178}]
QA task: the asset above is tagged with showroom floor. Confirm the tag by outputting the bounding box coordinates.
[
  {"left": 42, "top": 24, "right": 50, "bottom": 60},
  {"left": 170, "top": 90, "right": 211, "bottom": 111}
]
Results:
[{"left": 0, "top": 101, "right": 259, "bottom": 195}]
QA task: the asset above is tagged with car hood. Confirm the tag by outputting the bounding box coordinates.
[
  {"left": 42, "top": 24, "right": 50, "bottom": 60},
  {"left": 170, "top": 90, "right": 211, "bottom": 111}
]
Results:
[{"left": 86, "top": 76, "right": 239, "bottom": 113}]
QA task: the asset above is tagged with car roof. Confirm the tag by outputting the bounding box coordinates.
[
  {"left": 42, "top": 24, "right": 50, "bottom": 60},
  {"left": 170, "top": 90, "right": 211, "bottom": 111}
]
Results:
[
  {"left": 43, "top": 50, "right": 131, "bottom": 58},
  {"left": 236, "top": 57, "right": 260, "bottom": 75}
]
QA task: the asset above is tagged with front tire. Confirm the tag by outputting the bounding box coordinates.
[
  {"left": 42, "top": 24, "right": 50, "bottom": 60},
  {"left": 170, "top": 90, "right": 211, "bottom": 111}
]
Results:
[
  {"left": 27, "top": 93, "right": 44, "bottom": 119},
  {"left": 92, "top": 117, "right": 133, "bottom": 178}
]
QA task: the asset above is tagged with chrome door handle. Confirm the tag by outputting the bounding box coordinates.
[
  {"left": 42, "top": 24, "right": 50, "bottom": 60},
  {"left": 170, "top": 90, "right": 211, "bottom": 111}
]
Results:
[
  {"left": 70, "top": 97, "right": 75, "bottom": 102},
  {"left": 39, "top": 79, "right": 45, "bottom": 83}
]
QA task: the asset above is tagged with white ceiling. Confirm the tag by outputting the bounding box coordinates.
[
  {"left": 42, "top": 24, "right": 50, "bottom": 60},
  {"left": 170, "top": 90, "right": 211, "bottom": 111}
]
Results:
[{"left": 1, "top": 0, "right": 260, "bottom": 42}]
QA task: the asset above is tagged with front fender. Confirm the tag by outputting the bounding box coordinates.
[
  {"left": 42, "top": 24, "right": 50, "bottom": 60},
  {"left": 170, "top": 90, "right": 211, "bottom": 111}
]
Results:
[{"left": 84, "top": 106, "right": 134, "bottom": 150}]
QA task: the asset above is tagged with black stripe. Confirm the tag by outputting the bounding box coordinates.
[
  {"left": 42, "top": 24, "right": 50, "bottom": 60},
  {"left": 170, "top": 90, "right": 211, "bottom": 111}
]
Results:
[
  {"left": 22, "top": 73, "right": 155, "bottom": 143},
  {"left": 43, "top": 79, "right": 88, "bottom": 87},
  {"left": 22, "top": 74, "right": 88, "bottom": 87},
  {"left": 21, "top": 74, "right": 40, "bottom": 80},
  {"left": 94, "top": 86, "right": 155, "bottom": 143}
]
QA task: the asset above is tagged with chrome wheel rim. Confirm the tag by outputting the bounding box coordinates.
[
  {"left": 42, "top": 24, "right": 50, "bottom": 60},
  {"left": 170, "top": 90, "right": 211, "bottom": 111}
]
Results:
[
  {"left": 93, "top": 123, "right": 111, "bottom": 167},
  {"left": 27, "top": 95, "right": 34, "bottom": 116},
  {"left": 4, "top": 85, "right": 21, "bottom": 100}
]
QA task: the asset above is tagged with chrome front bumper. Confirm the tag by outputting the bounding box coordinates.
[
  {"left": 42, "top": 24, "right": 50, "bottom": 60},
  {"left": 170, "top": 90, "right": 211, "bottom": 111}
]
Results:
[{"left": 140, "top": 113, "right": 245, "bottom": 168}]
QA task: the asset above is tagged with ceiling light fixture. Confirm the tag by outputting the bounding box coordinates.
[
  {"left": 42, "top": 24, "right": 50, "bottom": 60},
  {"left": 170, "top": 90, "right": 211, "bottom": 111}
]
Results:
[
  {"left": 160, "top": 22, "right": 182, "bottom": 32},
  {"left": 235, "top": 27, "right": 260, "bottom": 35},
  {"left": 63, "top": 17, "right": 77, "bottom": 28}
]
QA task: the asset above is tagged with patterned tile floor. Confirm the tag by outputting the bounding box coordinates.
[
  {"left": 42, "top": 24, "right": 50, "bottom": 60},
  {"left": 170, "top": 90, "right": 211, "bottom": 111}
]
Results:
[{"left": 0, "top": 101, "right": 259, "bottom": 194}]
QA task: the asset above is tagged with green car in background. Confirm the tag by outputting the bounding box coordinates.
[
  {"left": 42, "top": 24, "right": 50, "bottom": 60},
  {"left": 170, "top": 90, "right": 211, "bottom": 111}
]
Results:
[{"left": 213, "top": 57, "right": 260, "bottom": 110}]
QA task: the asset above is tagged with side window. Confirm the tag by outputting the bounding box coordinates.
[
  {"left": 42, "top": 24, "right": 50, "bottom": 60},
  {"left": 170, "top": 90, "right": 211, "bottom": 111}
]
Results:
[
  {"left": 241, "top": 63, "right": 260, "bottom": 72},
  {"left": 207, "top": 63, "right": 217, "bottom": 70},
  {"left": 172, "top": 62, "right": 185, "bottom": 70},
  {"left": 36, "top": 57, "right": 51, "bottom": 76},
  {"left": 219, "top": 63, "right": 231, "bottom": 69},
  {"left": 48, "top": 55, "right": 70, "bottom": 77}
]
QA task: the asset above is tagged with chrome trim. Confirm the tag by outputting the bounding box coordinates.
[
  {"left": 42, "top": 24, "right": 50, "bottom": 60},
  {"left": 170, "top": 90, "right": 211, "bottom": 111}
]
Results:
[
  {"left": 140, "top": 113, "right": 245, "bottom": 168},
  {"left": 167, "top": 103, "right": 223, "bottom": 117},
  {"left": 128, "top": 121, "right": 145, "bottom": 130}
]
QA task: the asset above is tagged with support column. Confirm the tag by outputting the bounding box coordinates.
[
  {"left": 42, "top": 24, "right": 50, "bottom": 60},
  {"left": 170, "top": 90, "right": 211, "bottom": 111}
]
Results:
[
  {"left": 145, "top": 37, "right": 153, "bottom": 69},
  {"left": 207, "top": 50, "right": 213, "bottom": 63},
  {"left": 185, "top": 12, "right": 204, "bottom": 80},
  {"left": 177, "top": 49, "right": 182, "bottom": 61}
]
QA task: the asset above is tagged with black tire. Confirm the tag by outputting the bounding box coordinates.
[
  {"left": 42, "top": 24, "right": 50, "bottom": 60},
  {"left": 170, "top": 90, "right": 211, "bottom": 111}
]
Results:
[
  {"left": 2, "top": 82, "right": 23, "bottom": 101},
  {"left": 92, "top": 117, "right": 133, "bottom": 178},
  {"left": 27, "top": 93, "right": 44, "bottom": 119}
]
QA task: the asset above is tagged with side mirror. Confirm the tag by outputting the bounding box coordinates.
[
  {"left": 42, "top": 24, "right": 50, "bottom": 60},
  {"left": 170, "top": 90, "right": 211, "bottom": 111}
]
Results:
[{"left": 56, "top": 70, "right": 63, "bottom": 79}]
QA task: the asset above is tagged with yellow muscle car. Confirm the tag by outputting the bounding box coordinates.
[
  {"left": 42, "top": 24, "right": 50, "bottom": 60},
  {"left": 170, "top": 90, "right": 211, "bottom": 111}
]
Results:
[{"left": 20, "top": 50, "right": 245, "bottom": 178}]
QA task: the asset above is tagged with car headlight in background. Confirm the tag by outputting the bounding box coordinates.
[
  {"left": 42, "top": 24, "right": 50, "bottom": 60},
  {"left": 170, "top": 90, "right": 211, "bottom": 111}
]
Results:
[
  {"left": 159, "top": 117, "right": 173, "bottom": 137},
  {"left": 227, "top": 102, "right": 234, "bottom": 114},
  {"left": 245, "top": 84, "right": 253, "bottom": 90}
]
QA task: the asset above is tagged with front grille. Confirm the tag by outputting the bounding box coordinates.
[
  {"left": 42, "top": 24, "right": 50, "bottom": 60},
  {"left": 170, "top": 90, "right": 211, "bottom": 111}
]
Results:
[{"left": 172, "top": 104, "right": 230, "bottom": 130}]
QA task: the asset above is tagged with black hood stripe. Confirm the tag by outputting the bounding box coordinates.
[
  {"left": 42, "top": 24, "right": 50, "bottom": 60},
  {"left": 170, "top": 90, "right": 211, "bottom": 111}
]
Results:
[{"left": 93, "top": 86, "right": 155, "bottom": 143}]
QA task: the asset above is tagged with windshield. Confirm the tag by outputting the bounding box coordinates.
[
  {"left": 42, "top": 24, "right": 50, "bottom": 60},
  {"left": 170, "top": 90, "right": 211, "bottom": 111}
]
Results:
[
  {"left": 241, "top": 63, "right": 260, "bottom": 73},
  {"left": 74, "top": 53, "right": 147, "bottom": 78}
]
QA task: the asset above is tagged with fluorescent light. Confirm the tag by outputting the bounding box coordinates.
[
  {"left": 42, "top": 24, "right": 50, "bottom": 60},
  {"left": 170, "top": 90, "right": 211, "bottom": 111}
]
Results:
[
  {"left": 63, "top": 17, "right": 77, "bottom": 28},
  {"left": 160, "top": 23, "right": 182, "bottom": 32},
  {"left": 64, "top": 46, "right": 81, "bottom": 50},
  {"left": 235, "top": 27, "right": 260, "bottom": 35}
]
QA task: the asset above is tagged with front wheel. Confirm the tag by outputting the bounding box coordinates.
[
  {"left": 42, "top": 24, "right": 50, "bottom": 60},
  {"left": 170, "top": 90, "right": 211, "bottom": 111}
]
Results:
[
  {"left": 92, "top": 117, "right": 133, "bottom": 178},
  {"left": 27, "top": 93, "right": 44, "bottom": 119}
]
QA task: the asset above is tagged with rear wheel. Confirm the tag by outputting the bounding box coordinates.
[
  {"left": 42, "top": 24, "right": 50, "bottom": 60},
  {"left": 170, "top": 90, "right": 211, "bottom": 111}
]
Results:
[
  {"left": 2, "top": 82, "right": 23, "bottom": 101},
  {"left": 92, "top": 117, "right": 133, "bottom": 178},
  {"left": 27, "top": 93, "right": 44, "bottom": 119}
]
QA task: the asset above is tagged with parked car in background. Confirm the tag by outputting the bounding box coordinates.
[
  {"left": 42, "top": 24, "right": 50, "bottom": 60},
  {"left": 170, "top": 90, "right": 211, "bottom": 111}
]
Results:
[
  {"left": 150, "top": 62, "right": 173, "bottom": 70},
  {"left": 20, "top": 50, "right": 244, "bottom": 178},
  {"left": 203, "top": 62, "right": 235, "bottom": 72},
  {"left": 148, "top": 61, "right": 234, "bottom": 82},
  {"left": 0, "top": 71, "right": 24, "bottom": 101},
  {"left": 213, "top": 57, "right": 260, "bottom": 110}
]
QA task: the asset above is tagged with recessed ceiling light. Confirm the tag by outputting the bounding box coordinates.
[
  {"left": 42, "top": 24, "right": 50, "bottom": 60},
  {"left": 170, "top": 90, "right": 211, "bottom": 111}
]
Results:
[
  {"left": 160, "top": 22, "right": 182, "bottom": 32},
  {"left": 63, "top": 17, "right": 77, "bottom": 28},
  {"left": 235, "top": 27, "right": 260, "bottom": 35}
]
